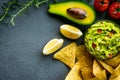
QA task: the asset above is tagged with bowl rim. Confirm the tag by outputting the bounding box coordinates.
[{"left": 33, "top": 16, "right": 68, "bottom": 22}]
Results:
[{"left": 83, "top": 19, "right": 120, "bottom": 60}]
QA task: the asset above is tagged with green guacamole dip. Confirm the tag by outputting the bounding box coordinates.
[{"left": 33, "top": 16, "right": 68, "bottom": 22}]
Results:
[{"left": 84, "top": 20, "right": 120, "bottom": 59}]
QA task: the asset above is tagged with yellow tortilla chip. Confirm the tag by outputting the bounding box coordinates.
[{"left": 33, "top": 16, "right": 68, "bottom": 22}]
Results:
[
  {"left": 65, "top": 54, "right": 94, "bottom": 80},
  {"left": 65, "top": 60, "right": 82, "bottom": 80},
  {"left": 93, "top": 59, "right": 107, "bottom": 80},
  {"left": 76, "top": 45, "right": 92, "bottom": 61},
  {"left": 109, "top": 64, "right": 120, "bottom": 80},
  {"left": 110, "top": 75, "right": 120, "bottom": 80},
  {"left": 75, "top": 45, "right": 83, "bottom": 60},
  {"left": 104, "top": 53, "right": 120, "bottom": 68},
  {"left": 93, "top": 59, "right": 103, "bottom": 76},
  {"left": 79, "top": 56, "right": 93, "bottom": 69},
  {"left": 78, "top": 56, "right": 94, "bottom": 80},
  {"left": 81, "top": 68, "right": 94, "bottom": 80},
  {"left": 53, "top": 42, "right": 77, "bottom": 68},
  {"left": 98, "top": 70, "right": 107, "bottom": 80},
  {"left": 87, "top": 77, "right": 99, "bottom": 80},
  {"left": 97, "top": 60, "right": 114, "bottom": 74}
]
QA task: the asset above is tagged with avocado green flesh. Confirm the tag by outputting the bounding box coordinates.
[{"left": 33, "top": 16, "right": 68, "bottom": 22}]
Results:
[
  {"left": 84, "top": 20, "right": 120, "bottom": 60},
  {"left": 48, "top": 1, "right": 96, "bottom": 25}
]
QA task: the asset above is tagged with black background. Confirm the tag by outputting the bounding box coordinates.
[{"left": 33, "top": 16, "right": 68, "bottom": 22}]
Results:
[{"left": 0, "top": 0, "right": 120, "bottom": 80}]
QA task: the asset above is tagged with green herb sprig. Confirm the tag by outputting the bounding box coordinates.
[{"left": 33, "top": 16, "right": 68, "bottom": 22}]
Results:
[
  {"left": 10, "top": 0, "right": 34, "bottom": 26},
  {"left": 0, "top": 0, "right": 51, "bottom": 26},
  {"left": 35, "top": 0, "right": 49, "bottom": 8},
  {"left": 0, "top": 0, "right": 20, "bottom": 22}
]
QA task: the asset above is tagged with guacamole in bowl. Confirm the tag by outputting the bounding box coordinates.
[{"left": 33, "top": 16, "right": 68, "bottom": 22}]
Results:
[{"left": 84, "top": 20, "right": 120, "bottom": 60}]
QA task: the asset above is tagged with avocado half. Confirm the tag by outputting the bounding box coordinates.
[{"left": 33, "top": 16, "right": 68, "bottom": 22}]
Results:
[{"left": 48, "top": 1, "right": 96, "bottom": 25}]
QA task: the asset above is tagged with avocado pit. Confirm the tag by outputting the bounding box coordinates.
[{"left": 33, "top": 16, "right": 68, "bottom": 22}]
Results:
[{"left": 67, "top": 7, "right": 87, "bottom": 19}]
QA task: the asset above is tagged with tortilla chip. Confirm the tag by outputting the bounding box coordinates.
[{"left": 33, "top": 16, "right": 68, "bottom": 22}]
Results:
[
  {"left": 93, "top": 59, "right": 103, "bottom": 76},
  {"left": 104, "top": 53, "right": 120, "bottom": 68},
  {"left": 81, "top": 68, "right": 94, "bottom": 80},
  {"left": 65, "top": 60, "right": 82, "bottom": 80},
  {"left": 98, "top": 70, "right": 107, "bottom": 80},
  {"left": 78, "top": 56, "right": 94, "bottom": 80},
  {"left": 109, "top": 64, "right": 120, "bottom": 80},
  {"left": 110, "top": 75, "right": 120, "bottom": 80},
  {"left": 75, "top": 45, "right": 83, "bottom": 60},
  {"left": 87, "top": 70, "right": 107, "bottom": 80},
  {"left": 97, "top": 60, "right": 114, "bottom": 74},
  {"left": 92, "top": 59, "right": 107, "bottom": 80},
  {"left": 76, "top": 45, "right": 92, "bottom": 61},
  {"left": 87, "top": 77, "right": 99, "bottom": 80},
  {"left": 79, "top": 56, "right": 93, "bottom": 69},
  {"left": 53, "top": 42, "right": 77, "bottom": 68}
]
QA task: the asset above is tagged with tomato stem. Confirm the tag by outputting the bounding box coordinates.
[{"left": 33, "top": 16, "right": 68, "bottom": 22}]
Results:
[
  {"left": 99, "top": 0, "right": 104, "bottom": 5},
  {"left": 116, "top": 8, "right": 120, "bottom": 12}
]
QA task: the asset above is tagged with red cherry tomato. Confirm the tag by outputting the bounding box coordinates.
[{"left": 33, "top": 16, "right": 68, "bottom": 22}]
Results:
[
  {"left": 108, "top": 2, "right": 120, "bottom": 19},
  {"left": 94, "top": 0, "right": 109, "bottom": 12}
]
